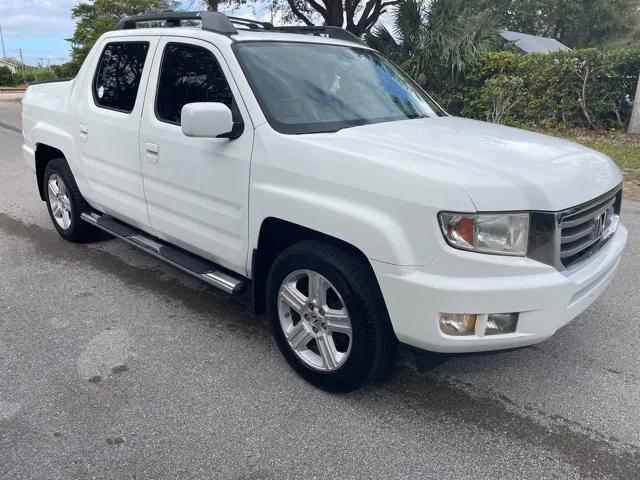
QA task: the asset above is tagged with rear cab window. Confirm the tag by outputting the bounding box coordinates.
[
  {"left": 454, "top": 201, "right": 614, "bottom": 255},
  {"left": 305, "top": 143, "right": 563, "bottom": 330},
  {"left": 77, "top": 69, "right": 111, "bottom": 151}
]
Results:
[{"left": 93, "top": 42, "right": 150, "bottom": 113}]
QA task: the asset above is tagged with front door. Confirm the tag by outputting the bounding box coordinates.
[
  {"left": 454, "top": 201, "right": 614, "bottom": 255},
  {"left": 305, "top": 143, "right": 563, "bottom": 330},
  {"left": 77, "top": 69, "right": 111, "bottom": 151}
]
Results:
[{"left": 139, "top": 37, "right": 253, "bottom": 274}]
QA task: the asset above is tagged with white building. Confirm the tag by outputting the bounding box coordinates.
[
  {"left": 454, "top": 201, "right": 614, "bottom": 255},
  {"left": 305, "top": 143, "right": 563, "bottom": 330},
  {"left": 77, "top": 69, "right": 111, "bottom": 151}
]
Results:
[{"left": 0, "top": 59, "right": 18, "bottom": 73}]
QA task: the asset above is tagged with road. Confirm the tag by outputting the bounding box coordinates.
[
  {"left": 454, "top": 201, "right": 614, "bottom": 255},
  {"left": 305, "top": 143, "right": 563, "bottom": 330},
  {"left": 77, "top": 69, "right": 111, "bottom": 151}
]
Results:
[{"left": 1, "top": 101, "right": 639, "bottom": 479}]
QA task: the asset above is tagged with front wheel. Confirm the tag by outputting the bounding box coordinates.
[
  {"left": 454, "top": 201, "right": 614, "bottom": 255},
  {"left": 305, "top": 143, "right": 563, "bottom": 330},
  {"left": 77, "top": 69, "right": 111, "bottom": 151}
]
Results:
[
  {"left": 266, "top": 241, "right": 397, "bottom": 392},
  {"left": 44, "top": 158, "right": 96, "bottom": 242}
]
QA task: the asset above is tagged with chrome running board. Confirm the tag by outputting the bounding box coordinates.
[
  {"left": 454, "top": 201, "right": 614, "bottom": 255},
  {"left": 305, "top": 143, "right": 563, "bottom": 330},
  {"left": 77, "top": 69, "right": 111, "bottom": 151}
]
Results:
[{"left": 81, "top": 212, "right": 247, "bottom": 296}]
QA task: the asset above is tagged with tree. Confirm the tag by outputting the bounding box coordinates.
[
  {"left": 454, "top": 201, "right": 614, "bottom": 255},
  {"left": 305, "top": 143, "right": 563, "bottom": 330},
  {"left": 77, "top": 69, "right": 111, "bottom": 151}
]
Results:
[
  {"left": 198, "top": 0, "right": 395, "bottom": 35},
  {"left": 365, "top": 0, "right": 501, "bottom": 91},
  {"left": 69, "top": 0, "right": 179, "bottom": 69},
  {"left": 0, "top": 66, "right": 14, "bottom": 86},
  {"left": 203, "top": 0, "right": 221, "bottom": 11},
  {"left": 629, "top": 74, "right": 640, "bottom": 134},
  {"left": 282, "top": 0, "right": 400, "bottom": 35},
  {"left": 471, "top": 0, "right": 640, "bottom": 48}
]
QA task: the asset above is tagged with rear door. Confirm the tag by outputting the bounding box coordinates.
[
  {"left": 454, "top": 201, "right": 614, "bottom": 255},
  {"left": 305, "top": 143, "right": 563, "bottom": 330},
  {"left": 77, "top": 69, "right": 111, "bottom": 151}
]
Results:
[
  {"left": 139, "top": 37, "right": 253, "bottom": 274},
  {"left": 75, "top": 37, "right": 158, "bottom": 229}
]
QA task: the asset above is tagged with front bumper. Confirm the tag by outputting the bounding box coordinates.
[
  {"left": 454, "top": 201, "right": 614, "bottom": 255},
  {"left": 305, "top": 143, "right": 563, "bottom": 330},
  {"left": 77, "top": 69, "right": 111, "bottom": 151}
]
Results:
[{"left": 372, "top": 225, "right": 628, "bottom": 353}]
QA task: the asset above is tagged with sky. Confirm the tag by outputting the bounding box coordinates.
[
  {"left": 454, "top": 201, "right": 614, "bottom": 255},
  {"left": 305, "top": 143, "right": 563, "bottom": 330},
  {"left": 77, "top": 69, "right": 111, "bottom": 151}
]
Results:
[
  {"left": 0, "top": 1, "right": 215, "bottom": 65},
  {"left": 0, "top": 0, "right": 390, "bottom": 66}
]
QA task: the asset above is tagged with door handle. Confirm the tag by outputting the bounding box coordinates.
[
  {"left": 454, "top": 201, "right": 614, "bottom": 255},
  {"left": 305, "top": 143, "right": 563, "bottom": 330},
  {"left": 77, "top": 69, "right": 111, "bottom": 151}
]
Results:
[
  {"left": 145, "top": 142, "right": 160, "bottom": 165},
  {"left": 145, "top": 143, "right": 159, "bottom": 154},
  {"left": 78, "top": 124, "right": 88, "bottom": 142}
]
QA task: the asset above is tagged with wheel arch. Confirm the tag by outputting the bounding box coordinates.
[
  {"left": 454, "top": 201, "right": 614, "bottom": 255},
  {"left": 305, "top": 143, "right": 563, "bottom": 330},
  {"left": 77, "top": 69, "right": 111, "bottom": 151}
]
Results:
[
  {"left": 35, "top": 143, "right": 66, "bottom": 200},
  {"left": 250, "top": 217, "right": 383, "bottom": 315}
]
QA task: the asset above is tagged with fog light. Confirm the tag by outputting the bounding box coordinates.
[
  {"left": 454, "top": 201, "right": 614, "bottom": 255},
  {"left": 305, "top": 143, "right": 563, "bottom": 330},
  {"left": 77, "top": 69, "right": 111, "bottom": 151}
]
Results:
[
  {"left": 439, "top": 313, "right": 477, "bottom": 336},
  {"left": 485, "top": 313, "right": 518, "bottom": 335}
]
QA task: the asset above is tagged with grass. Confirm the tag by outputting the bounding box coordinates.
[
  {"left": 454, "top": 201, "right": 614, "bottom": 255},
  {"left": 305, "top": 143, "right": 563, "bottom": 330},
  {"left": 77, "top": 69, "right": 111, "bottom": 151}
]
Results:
[{"left": 542, "top": 128, "right": 640, "bottom": 201}]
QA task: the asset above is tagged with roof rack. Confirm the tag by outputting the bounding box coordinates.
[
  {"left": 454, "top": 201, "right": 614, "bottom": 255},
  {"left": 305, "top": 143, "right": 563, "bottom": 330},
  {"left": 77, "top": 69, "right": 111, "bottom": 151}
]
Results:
[
  {"left": 113, "top": 11, "right": 363, "bottom": 44},
  {"left": 113, "top": 11, "right": 237, "bottom": 34}
]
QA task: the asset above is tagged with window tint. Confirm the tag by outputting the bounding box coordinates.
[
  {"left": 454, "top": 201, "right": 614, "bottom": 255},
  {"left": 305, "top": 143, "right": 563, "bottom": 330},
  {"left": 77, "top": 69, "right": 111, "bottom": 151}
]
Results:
[
  {"left": 156, "top": 43, "right": 234, "bottom": 125},
  {"left": 93, "top": 42, "right": 149, "bottom": 113}
]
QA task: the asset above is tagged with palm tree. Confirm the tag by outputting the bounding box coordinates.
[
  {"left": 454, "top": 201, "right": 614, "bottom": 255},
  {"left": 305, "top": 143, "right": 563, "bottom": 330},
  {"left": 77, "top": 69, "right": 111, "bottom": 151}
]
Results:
[{"left": 365, "top": 0, "right": 501, "bottom": 90}]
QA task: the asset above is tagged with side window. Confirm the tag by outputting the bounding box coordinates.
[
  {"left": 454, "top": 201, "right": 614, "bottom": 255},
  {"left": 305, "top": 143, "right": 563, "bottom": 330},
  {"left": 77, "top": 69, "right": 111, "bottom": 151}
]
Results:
[
  {"left": 156, "top": 42, "right": 234, "bottom": 125},
  {"left": 93, "top": 42, "right": 149, "bottom": 113}
]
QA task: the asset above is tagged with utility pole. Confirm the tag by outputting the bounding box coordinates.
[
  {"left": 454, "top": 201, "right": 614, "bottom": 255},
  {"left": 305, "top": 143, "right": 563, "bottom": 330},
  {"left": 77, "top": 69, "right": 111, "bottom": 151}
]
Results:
[
  {"left": 18, "top": 48, "right": 25, "bottom": 82},
  {"left": 629, "top": 73, "right": 640, "bottom": 135},
  {"left": 0, "top": 25, "right": 6, "bottom": 59}
]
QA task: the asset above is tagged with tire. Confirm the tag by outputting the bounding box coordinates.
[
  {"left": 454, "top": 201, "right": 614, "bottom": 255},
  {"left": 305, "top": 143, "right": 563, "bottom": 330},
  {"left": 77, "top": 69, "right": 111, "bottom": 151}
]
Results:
[
  {"left": 43, "top": 158, "right": 96, "bottom": 242},
  {"left": 266, "top": 240, "right": 397, "bottom": 392}
]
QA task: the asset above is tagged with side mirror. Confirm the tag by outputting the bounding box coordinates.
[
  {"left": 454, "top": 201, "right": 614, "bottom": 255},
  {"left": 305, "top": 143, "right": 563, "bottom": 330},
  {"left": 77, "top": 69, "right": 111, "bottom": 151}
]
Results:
[{"left": 181, "top": 102, "right": 234, "bottom": 138}]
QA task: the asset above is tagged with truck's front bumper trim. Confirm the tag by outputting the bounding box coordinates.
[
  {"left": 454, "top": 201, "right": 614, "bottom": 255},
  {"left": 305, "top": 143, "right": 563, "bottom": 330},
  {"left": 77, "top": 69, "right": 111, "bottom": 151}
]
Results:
[{"left": 372, "top": 225, "right": 627, "bottom": 353}]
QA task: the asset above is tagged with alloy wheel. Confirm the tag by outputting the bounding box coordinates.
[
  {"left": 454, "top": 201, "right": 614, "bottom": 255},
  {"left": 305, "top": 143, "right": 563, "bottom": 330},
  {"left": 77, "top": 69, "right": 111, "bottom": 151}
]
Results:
[
  {"left": 47, "top": 173, "right": 72, "bottom": 230},
  {"left": 277, "top": 269, "right": 353, "bottom": 372}
]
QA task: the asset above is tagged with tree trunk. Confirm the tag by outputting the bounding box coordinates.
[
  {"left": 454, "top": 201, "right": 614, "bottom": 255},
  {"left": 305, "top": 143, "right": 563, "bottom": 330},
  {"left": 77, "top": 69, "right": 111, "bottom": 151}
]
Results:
[
  {"left": 629, "top": 73, "right": 640, "bottom": 135},
  {"left": 205, "top": 0, "right": 219, "bottom": 11}
]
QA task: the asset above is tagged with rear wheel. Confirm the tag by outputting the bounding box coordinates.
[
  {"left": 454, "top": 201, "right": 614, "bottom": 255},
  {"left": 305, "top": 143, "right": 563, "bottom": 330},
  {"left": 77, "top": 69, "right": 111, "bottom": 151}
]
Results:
[
  {"left": 44, "top": 158, "right": 96, "bottom": 242},
  {"left": 266, "top": 241, "right": 396, "bottom": 392}
]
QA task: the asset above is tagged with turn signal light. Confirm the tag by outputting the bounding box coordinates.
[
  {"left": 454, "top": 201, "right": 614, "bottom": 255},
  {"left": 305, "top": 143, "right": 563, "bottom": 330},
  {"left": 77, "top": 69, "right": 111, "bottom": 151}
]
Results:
[{"left": 439, "top": 313, "right": 477, "bottom": 336}]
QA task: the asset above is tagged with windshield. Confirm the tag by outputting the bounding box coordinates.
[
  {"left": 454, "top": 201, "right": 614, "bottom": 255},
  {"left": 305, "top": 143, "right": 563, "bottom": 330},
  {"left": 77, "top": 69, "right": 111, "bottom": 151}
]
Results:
[{"left": 234, "top": 42, "right": 445, "bottom": 134}]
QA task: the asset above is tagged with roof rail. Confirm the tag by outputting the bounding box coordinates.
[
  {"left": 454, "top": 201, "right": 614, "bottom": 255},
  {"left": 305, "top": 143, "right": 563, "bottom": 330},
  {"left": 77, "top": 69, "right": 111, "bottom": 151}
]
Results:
[
  {"left": 113, "top": 11, "right": 363, "bottom": 44},
  {"left": 226, "top": 16, "right": 274, "bottom": 31},
  {"left": 113, "top": 11, "right": 238, "bottom": 34},
  {"left": 269, "top": 26, "right": 362, "bottom": 44}
]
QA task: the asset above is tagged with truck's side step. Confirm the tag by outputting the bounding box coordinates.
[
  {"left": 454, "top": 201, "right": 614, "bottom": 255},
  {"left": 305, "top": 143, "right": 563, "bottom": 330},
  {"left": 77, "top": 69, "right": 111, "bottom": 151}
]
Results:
[{"left": 80, "top": 212, "right": 247, "bottom": 296}]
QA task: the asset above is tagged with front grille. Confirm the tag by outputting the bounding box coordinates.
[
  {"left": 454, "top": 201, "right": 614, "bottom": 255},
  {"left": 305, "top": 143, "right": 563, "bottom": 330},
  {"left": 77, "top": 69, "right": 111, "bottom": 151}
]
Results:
[{"left": 557, "top": 188, "right": 621, "bottom": 268}]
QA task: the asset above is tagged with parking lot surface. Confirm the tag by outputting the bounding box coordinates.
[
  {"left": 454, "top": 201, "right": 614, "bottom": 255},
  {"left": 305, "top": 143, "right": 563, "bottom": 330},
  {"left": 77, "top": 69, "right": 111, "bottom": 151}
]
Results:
[{"left": 1, "top": 101, "right": 639, "bottom": 479}]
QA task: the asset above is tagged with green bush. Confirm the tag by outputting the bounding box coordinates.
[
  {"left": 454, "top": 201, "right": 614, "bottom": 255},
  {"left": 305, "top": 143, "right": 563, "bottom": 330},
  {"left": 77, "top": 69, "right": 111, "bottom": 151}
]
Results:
[
  {"left": 0, "top": 66, "right": 17, "bottom": 86},
  {"left": 439, "top": 47, "right": 640, "bottom": 129}
]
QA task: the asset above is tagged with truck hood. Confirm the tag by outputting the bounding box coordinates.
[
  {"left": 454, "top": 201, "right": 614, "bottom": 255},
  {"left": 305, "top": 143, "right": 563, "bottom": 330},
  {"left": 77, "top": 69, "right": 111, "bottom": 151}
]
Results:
[{"left": 325, "top": 116, "right": 622, "bottom": 211}]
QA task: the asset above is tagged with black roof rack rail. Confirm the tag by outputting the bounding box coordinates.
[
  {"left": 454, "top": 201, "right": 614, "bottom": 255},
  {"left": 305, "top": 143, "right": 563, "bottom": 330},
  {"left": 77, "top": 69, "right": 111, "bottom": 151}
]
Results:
[
  {"left": 113, "top": 11, "right": 238, "bottom": 34},
  {"left": 113, "top": 11, "right": 362, "bottom": 44},
  {"left": 226, "top": 16, "right": 274, "bottom": 30},
  {"left": 269, "top": 26, "right": 362, "bottom": 44}
]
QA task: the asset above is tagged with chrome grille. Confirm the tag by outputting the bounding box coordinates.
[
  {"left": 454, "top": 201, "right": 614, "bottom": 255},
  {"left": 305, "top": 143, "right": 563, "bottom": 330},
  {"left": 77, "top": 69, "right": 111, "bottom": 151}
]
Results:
[{"left": 557, "top": 188, "right": 621, "bottom": 268}]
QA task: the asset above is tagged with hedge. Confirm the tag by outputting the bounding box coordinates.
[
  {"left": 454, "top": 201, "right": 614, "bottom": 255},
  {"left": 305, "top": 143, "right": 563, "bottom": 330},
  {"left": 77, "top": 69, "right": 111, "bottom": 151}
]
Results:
[{"left": 437, "top": 48, "right": 640, "bottom": 130}]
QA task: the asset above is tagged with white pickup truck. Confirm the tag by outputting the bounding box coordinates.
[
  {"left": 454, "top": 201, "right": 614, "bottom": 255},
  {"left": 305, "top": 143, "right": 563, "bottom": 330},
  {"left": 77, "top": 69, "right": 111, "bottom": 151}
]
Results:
[{"left": 21, "top": 12, "right": 627, "bottom": 391}]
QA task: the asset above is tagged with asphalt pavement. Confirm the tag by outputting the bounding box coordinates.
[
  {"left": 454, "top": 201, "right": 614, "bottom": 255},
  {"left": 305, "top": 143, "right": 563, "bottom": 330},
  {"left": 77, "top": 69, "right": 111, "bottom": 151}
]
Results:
[{"left": 1, "top": 100, "right": 639, "bottom": 479}]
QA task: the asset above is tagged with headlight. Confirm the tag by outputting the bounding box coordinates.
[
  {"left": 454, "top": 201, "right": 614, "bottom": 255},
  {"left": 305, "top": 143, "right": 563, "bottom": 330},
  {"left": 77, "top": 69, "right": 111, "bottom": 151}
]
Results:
[{"left": 438, "top": 212, "right": 529, "bottom": 256}]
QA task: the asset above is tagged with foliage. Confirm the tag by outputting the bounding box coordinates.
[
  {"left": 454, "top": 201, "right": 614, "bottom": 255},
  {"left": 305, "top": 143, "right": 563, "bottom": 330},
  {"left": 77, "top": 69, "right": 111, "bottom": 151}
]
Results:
[
  {"left": 69, "top": 0, "right": 179, "bottom": 70},
  {"left": 470, "top": 0, "right": 640, "bottom": 48},
  {"left": 365, "top": 0, "right": 501, "bottom": 91},
  {"left": 197, "top": 0, "right": 395, "bottom": 35},
  {"left": 443, "top": 48, "right": 640, "bottom": 130},
  {"left": 285, "top": 0, "right": 399, "bottom": 35},
  {"left": 482, "top": 75, "right": 524, "bottom": 124},
  {"left": 0, "top": 66, "right": 13, "bottom": 86},
  {"left": 0, "top": 59, "right": 83, "bottom": 86}
]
